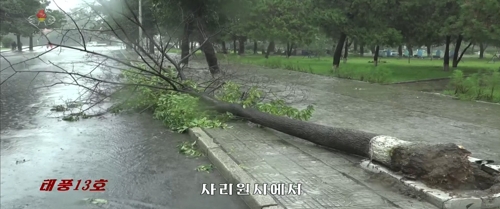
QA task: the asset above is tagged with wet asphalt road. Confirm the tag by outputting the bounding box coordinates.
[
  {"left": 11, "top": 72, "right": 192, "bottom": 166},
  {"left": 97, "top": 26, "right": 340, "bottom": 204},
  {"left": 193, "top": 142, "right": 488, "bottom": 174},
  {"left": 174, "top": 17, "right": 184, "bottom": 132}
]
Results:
[{"left": 0, "top": 48, "right": 249, "bottom": 209}]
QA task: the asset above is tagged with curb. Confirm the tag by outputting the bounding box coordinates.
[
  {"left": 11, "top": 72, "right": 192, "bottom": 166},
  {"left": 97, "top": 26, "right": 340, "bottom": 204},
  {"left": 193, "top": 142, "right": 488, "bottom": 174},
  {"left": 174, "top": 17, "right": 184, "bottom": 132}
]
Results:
[
  {"left": 360, "top": 160, "right": 500, "bottom": 209},
  {"left": 388, "top": 77, "right": 451, "bottom": 85},
  {"left": 188, "top": 128, "right": 283, "bottom": 209},
  {"left": 422, "top": 92, "right": 500, "bottom": 105}
]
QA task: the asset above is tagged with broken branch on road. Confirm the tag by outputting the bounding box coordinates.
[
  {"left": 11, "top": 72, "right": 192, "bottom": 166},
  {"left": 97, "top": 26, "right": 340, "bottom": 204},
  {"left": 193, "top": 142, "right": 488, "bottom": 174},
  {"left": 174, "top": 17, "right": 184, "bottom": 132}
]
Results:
[{"left": 1, "top": 1, "right": 498, "bottom": 195}]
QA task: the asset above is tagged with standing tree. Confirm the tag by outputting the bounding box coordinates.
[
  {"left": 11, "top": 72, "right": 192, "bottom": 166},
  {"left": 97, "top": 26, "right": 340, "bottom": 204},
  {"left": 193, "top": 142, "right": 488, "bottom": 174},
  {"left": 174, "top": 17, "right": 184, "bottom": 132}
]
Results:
[
  {"left": 0, "top": 0, "right": 43, "bottom": 51},
  {"left": 1, "top": 0, "right": 498, "bottom": 196},
  {"left": 312, "top": 0, "right": 397, "bottom": 70}
]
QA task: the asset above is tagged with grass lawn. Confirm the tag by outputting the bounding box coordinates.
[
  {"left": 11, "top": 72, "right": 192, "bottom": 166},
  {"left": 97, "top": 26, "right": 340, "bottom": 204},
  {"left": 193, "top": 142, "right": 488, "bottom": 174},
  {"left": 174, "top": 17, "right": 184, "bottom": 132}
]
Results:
[{"left": 218, "top": 53, "right": 500, "bottom": 83}]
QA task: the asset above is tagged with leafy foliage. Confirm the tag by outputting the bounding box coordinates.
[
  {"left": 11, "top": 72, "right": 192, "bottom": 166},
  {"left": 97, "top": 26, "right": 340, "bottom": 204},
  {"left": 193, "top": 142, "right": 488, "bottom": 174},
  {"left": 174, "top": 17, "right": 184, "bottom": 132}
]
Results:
[
  {"left": 0, "top": 0, "right": 66, "bottom": 37},
  {"left": 111, "top": 64, "right": 314, "bottom": 133},
  {"left": 447, "top": 69, "right": 500, "bottom": 102},
  {"left": 1, "top": 36, "right": 13, "bottom": 48}
]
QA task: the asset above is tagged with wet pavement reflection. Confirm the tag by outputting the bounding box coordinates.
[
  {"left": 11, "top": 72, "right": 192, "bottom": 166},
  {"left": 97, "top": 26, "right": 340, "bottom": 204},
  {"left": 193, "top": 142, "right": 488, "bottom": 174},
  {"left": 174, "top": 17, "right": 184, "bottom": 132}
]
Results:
[{"left": 0, "top": 47, "right": 249, "bottom": 209}]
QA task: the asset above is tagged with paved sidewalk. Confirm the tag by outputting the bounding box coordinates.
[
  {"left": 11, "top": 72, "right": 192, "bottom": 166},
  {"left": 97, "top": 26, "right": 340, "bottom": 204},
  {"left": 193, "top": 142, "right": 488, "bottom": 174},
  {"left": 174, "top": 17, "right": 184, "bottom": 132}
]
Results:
[
  {"left": 200, "top": 123, "right": 437, "bottom": 209},
  {"left": 216, "top": 62, "right": 500, "bottom": 162},
  {"left": 117, "top": 52, "right": 500, "bottom": 208},
  {"left": 194, "top": 62, "right": 500, "bottom": 209}
]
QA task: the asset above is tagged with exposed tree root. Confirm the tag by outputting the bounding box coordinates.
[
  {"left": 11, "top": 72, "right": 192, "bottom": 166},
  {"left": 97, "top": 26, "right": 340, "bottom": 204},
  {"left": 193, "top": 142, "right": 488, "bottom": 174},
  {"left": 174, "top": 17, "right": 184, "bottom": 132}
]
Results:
[{"left": 191, "top": 91, "right": 499, "bottom": 192}]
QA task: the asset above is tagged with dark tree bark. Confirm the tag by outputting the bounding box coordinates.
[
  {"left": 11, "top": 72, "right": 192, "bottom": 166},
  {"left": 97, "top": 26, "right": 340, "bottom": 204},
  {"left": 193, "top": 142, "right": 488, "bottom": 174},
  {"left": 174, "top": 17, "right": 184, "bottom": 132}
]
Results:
[
  {"left": 194, "top": 17, "right": 220, "bottom": 76},
  {"left": 189, "top": 92, "right": 483, "bottom": 191},
  {"left": 456, "top": 41, "right": 473, "bottom": 67},
  {"left": 221, "top": 41, "right": 227, "bottom": 54},
  {"left": 452, "top": 35, "right": 463, "bottom": 68},
  {"left": 16, "top": 34, "right": 22, "bottom": 51},
  {"left": 148, "top": 37, "right": 155, "bottom": 54},
  {"left": 373, "top": 45, "right": 380, "bottom": 66},
  {"left": 353, "top": 41, "right": 358, "bottom": 52},
  {"left": 343, "top": 37, "right": 349, "bottom": 62},
  {"left": 333, "top": 32, "right": 347, "bottom": 69},
  {"left": 479, "top": 43, "right": 487, "bottom": 59},
  {"left": 398, "top": 45, "right": 403, "bottom": 58},
  {"left": 407, "top": 45, "right": 413, "bottom": 56},
  {"left": 181, "top": 21, "right": 191, "bottom": 65},
  {"left": 285, "top": 42, "right": 294, "bottom": 58},
  {"left": 253, "top": 41, "right": 257, "bottom": 54},
  {"left": 359, "top": 44, "right": 364, "bottom": 56},
  {"left": 265, "top": 41, "right": 274, "bottom": 59},
  {"left": 286, "top": 42, "right": 290, "bottom": 57},
  {"left": 443, "top": 36, "right": 451, "bottom": 71},
  {"left": 238, "top": 36, "right": 246, "bottom": 55},
  {"left": 29, "top": 35, "right": 33, "bottom": 51},
  {"left": 233, "top": 36, "right": 237, "bottom": 54}
]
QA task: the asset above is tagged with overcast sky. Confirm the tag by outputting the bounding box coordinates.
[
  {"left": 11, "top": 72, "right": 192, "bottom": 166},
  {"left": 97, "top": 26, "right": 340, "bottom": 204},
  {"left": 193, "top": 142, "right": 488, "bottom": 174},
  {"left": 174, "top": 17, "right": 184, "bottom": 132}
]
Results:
[{"left": 47, "top": 0, "right": 90, "bottom": 12}]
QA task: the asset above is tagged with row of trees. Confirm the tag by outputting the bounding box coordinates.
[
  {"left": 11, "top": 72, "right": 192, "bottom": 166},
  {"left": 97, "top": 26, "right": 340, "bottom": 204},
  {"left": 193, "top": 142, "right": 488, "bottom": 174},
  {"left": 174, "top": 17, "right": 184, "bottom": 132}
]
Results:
[
  {"left": 3, "top": 0, "right": 496, "bottom": 71},
  {"left": 0, "top": 0, "right": 65, "bottom": 51},
  {"left": 85, "top": 0, "right": 500, "bottom": 75},
  {"left": 1, "top": 0, "right": 493, "bottom": 191}
]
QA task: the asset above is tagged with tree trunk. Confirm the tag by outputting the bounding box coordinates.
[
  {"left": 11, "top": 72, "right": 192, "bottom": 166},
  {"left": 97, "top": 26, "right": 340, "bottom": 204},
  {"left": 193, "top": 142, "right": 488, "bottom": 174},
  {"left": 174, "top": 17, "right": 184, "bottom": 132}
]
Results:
[
  {"left": 333, "top": 32, "right": 347, "bottom": 70},
  {"left": 456, "top": 41, "right": 473, "bottom": 67},
  {"left": 398, "top": 45, "right": 403, "bottom": 58},
  {"left": 452, "top": 35, "right": 463, "bottom": 68},
  {"left": 16, "top": 34, "right": 22, "bottom": 51},
  {"left": 194, "top": 17, "right": 220, "bottom": 76},
  {"left": 233, "top": 37, "right": 237, "bottom": 54},
  {"left": 353, "top": 41, "right": 358, "bottom": 51},
  {"left": 343, "top": 37, "right": 349, "bottom": 63},
  {"left": 479, "top": 43, "right": 487, "bottom": 59},
  {"left": 285, "top": 42, "right": 290, "bottom": 58},
  {"left": 238, "top": 36, "right": 246, "bottom": 55},
  {"left": 265, "top": 41, "right": 274, "bottom": 59},
  {"left": 286, "top": 42, "right": 290, "bottom": 57},
  {"left": 443, "top": 36, "right": 451, "bottom": 71},
  {"left": 181, "top": 21, "right": 191, "bottom": 65},
  {"left": 407, "top": 45, "right": 413, "bottom": 56},
  {"left": 221, "top": 41, "right": 227, "bottom": 54},
  {"left": 191, "top": 92, "right": 480, "bottom": 191},
  {"left": 253, "top": 41, "right": 257, "bottom": 54},
  {"left": 148, "top": 37, "right": 155, "bottom": 54},
  {"left": 29, "top": 35, "right": 34, "bottom": 51},
  {"left": 359, "top": 44, "right": 364, "bottom": 56},
  {"left": 373, "top": 45, "right": 380, "bottom": 66},
  {"left": 285, "top": 42, "right": 294, "bottom": 58}
]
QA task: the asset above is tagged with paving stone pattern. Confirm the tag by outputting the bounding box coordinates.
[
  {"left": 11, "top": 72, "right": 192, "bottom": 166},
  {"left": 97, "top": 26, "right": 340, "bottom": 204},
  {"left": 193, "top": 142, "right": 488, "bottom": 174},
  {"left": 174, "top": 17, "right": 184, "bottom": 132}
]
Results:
[
  {"left": 228, "top": 63, "right": 500, "bottom": 162},
  {"left": 205, "top": 123, "right": 438, "bottom": 209},
  {"left": 118, "top": 51, "right": 500, "bottom": 208}
]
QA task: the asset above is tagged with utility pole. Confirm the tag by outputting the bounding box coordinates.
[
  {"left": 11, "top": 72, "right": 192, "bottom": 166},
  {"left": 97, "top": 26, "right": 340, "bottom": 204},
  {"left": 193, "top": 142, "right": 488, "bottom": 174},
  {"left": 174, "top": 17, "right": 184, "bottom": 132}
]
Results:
[{"left": 138, "top": 0, "right": 142, "bottom": 49}]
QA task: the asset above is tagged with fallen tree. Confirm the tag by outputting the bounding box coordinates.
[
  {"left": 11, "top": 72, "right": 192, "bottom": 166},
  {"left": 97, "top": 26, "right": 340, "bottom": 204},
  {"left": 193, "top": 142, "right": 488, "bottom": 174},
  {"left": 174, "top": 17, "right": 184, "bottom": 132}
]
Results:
[
  {"left": 186, "top": 91, "right": 499, "bottom": 192},
  {"left": 2, "top": 0, "right": 497, "bottom": 193}
]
